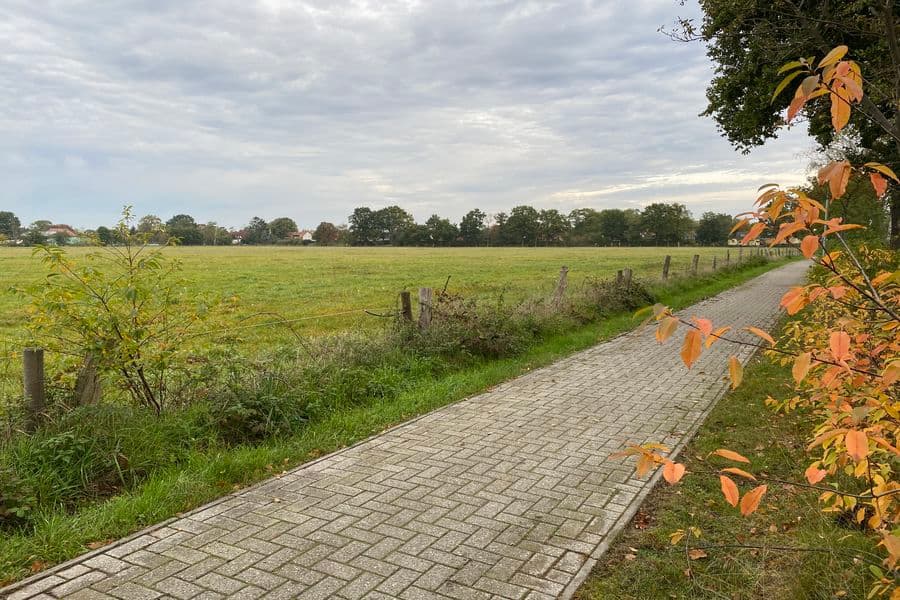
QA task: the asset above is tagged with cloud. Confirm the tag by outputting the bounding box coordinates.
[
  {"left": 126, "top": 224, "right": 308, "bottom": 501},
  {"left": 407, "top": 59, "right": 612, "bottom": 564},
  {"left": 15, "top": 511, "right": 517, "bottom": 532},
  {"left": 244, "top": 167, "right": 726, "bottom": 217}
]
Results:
[{"left": 0, "top": 0, "right": 812, "bottom": 228}]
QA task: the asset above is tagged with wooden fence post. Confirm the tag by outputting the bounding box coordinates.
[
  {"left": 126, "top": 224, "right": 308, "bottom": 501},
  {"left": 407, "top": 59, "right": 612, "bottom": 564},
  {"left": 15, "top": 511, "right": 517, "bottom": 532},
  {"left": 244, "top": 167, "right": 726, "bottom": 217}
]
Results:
[
  {"left": 691, "top": 254, "right": 699, "bottom": 276},
  {"left": 24, "top": 347, "right": 46, "bottom": 432},
  {"left": 75, "top": 354, "right": 101, "bottom": 406},
  {"left": 712, "top": 256, "right": 717, "bottom": 270},
  {"left": 662, "top": 255, "right": 671, "bottom": 280},
  {"left": 615, "top": 270, "right": 623, "bottom": 285},
  {"left": 726, "top": 249, "right": 730, "bottom": 264},
  {"left": 418, "top": 288, "right": 433, "bottom": 331},
  {"left": 399, "top": 291, "right": 413, "bottom": 322},
  {"left": 622, "top": 268, "right": 632, "bottom": 285},
  {"left": 552, "top": 266, "right": 569, "bottom": 309}
]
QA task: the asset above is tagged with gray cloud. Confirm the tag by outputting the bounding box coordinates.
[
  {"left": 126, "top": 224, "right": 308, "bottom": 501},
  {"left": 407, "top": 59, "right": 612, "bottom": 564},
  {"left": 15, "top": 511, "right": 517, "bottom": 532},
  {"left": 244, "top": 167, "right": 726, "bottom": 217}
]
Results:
[{"left": 1, "top": 0, "right": 812, "bottom": 228}]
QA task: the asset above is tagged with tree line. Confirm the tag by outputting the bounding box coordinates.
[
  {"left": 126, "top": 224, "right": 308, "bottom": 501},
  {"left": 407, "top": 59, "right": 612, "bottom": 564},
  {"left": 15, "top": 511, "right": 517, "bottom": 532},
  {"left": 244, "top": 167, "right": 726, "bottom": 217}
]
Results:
[{"left": 0, "top": 203, "right": 739, "bottom": 248}]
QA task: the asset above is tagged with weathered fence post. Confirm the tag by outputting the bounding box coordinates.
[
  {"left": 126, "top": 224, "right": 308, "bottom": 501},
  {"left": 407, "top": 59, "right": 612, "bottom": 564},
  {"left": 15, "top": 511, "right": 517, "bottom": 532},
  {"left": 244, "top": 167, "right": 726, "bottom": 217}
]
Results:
[
  {"left": 691, "top": 254, "right": 699, "bottom": 276},
  {"left": 662, "top": 255, "right": 671, "bottom": 280},
  {"left": 726, "top": 249, "right": 730, "bottom": 264},
  {"left": 615, "top": 270, "right": 623, "bottom": 286},
  {"left": 552, "top": 266, "right": 569, "bottom": 309},
  {"left": 622, "top": 268, "right": 633, "bottom": 285},
  {"left": 75, "top": 354, "right": 101, "bottom": 406},
  {"left": 399, "top": 291, "right": 413, "bottom": 323},
  {"left": 24, "top": 347, "right": 46, "bottom": 432},
  {"left": 712, "top": 256, "right": 717, "bottom": 270},
  {"left": 418, "top": 287, "right": 433, "bottom": 331}
]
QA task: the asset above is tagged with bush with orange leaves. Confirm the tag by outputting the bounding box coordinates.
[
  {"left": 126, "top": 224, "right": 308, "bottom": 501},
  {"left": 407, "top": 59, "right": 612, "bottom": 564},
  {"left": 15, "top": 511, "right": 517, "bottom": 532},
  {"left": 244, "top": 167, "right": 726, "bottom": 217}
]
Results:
[{"left": 615, "top": 46, "right": 900, "bottom": 596}]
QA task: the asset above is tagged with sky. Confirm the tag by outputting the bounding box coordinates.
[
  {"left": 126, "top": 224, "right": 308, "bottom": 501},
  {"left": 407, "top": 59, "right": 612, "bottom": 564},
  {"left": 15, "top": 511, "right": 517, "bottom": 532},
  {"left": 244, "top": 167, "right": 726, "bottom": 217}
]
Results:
[{"left": 1, "top": 0, "right": 814, "bottom": 230}]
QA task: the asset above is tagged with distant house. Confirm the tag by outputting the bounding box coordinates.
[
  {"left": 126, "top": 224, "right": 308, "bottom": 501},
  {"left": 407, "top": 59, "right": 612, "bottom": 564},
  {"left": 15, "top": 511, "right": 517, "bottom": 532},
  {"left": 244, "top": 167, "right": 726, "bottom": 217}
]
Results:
[
  {"left": 230, "top": 230, "right": 245, "bottom": 245},
  {"left": 288, "top": 230, "right": 315, "bottom": 243},
  {"left": 42, "top": 224, "right": 83, "bottom": 245}
]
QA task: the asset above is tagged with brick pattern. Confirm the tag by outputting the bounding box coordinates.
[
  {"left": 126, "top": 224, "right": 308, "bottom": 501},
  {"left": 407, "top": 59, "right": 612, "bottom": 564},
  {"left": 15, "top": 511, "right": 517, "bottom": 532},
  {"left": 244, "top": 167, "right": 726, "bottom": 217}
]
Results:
[{"left": 1, "top": 262, "right": 807, "bottom": 600}]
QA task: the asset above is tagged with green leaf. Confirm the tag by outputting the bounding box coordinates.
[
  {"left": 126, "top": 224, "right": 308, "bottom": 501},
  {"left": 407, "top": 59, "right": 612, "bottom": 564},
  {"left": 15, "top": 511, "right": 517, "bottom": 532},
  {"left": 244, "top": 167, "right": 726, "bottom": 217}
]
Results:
[
  {"left": 772, "top": 70, "right": 804, "bottom": 102},
  {"left": 777, "top": 60, "right": 805, "bottom": 75}
]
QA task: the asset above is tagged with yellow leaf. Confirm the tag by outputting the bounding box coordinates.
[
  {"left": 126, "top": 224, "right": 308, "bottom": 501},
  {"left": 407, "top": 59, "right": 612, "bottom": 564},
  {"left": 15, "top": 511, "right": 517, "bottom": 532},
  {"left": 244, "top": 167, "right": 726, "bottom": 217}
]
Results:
[
  {"left": 705, "top": 326, "right": 731, "bottom": 349},
  {"left": 680, "top": 329, "right": 702, "bottom": 369},
  {"left": 745, "top": 326, "right": 775, "bottom": 346},
  {"left": 772, "top": 70, "right": 805, "bottom": 102},
  {"left": 739, "top": 485, "right": 768, "bottom": 516},
  {"left": 712, "top": 449, "right": 751, "bottom": 464},
  {"left": 845, "top": 430, "right": 869, "bottom": 462},
  {"left": 793, "top": 352, "right": 812, "bottom": 384},
  {"left": 728, "top": 356, "right": 743, "bottom": 389},
  {"left": 721, "top": 467, "right": 756, "bottom": 481},
  {"left": 818, "top": 45, "right": 848, "bottom": 69},
  {"left": 720, "top": 475, "right": 739, "bottom": 507},
  {"left": 864, "top": 162, "right": 900, "bottom": 182}
]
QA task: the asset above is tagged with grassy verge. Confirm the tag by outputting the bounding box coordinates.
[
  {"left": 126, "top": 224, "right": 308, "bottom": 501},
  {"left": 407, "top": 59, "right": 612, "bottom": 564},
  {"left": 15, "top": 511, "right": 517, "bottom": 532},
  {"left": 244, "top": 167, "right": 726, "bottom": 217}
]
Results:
[
  {"left": 575, "top": 331, "right": 875, "bottom": 600},
  {"left": 0, "top": 258, "right": 795, "bottom": 586}
]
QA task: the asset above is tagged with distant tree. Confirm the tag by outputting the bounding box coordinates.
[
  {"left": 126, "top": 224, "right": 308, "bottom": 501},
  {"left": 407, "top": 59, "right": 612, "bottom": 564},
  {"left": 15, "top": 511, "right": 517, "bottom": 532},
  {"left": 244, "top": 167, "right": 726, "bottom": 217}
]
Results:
[
  {"left": 640, "top": 203, "right": 695, "bottom": 246},
  {"left": 504, "top": 205, "right": 541, "bottom": 246},
  {"left": 52, "top": 231, "right": 70, "bottom": 246},
  {"left": 200, "top": 222, "right": 229, "bottom": 246},
  {"left": 21, "top": 224, "right": 47, "bottom": 246},
  {"left": 138, "top": 214, "right": 168, "bottom": 244},
  {"left": 348, "top": 207, "right": 381, "bottom": 246},
  {"left": 424, "top": 215, "right": 459, "bottom": 246},
  {"left": 166, "top": 214, "right": 202, "bottom": 245},
  {"left": 335, "top": 224, "right": 350, "bottom": 245},
  {"left": 538, "top": 209, "right": 569, "bottom": 246},
  {"left": 0, "top": 211, "right": 20, "bottom": 239},
  {"left": 568, "top": 208, "right": 602, "bottom": 245},
  {"left": 269, "top": 217, "right": 298, "bottom": 241},
  {"left": 695, "top": 212, "right": 734, "bottom": 246},
  {"left": 376, "top": 206, "right": 416, "bottom": 245},
  {"left": 486, "top": 212, "right": 508, "bottom": 246},
  {"left": 243, "top": 217, "right": 271, "bottom": 245},
  {"left": 459, "top": 209, "right": 487, "bottom": 246},
  {"left": 95, "top": 226, "right": 114, "bottom": 246},
  {"left": 313, "top": 222, "right": 340, "bottom": 245},
  {"left": 594, "top": 209, "right": 627, "bottom": 245}
]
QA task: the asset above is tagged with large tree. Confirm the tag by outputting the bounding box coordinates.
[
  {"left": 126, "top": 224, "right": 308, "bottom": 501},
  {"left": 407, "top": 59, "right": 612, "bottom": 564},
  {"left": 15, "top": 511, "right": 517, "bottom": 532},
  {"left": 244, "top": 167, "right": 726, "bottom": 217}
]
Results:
[
  {"left": 376, "top": 206, "right": 416, "bottom": 245},
  {"left": 640, "top": 203, "right": 695, "bottom": 246},
  {"left": 348, "top": 207, "right": 380, "bottom": 246},
  {"left": 165, "top": 214, "right": 202, "bottom": 245},
  {"left": 0, "top": 211, "right": 20, "bottom": 239},
  {"left": 695, "top": 212, "right": 734, "bottom": 246},
  {"left": 673, "top": 0, "right": 900, "bottom": 246},
  {"left": 504, "top": 205, "right": 541, "bottom": 246},
  {"left": 313, "top": 221, "right": 340, "bottom": 245},
  {"left": 243, "top": 217, "right": 270, "bottom": 245},
  {"left": 459, "top": 209, "right": 487, "bottom": 246},
  {"left": 268, "top": 217, "right": 298, "bottom": 241}
]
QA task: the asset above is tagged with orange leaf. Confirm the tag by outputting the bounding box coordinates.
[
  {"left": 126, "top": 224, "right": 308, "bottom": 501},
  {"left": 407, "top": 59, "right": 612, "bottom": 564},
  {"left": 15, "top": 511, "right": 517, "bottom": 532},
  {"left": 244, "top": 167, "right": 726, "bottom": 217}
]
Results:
[
  {"left": 818, "top": 160, "right": 851, "bottom": 199},
  {"left": 845, "top": 430, "right": 869, "bottom": 462},
  {"left": 712, "top": 449, "right": 751, "bottom": 464},
  {"left": 884, "top": 361, "right": 900, "bottom": 386},
  {"left": 800, "top": 234, "right": 818, "bottom": 258},
  {"left": 870, "top": 172, "right": 888, "bottom": 198},
  {"left": 721, "top": 467, "right": 757, "bottom": 481},
  {"left": 741, "top": 222, "right": 766, "bottom": 245},
  {"left": 720, "top": 475, "right": 739, "bottom": 507},
  {"left": 829, "top": 330, "right": 851, "bottom": 362},
  {"left": 705, "top": 326, "right": 731, "bottom": 348},
  {"left": 818, "top": 45, "right": 848, "bottom": 69},
  {"left": 830, "top": 91, "right": 851, "bottom": 132},
  {"left": 688, "top": 548, "right": 708, "bottom": 560},
  {"left": 804, "top": 463, "right": 827, "bottom": 485},
  {"left": 745, "top": 326, "right": 775, "bottom": 346},
  {"left": 680, "top": 329, "right": 702, "bottom": 369},
  {"left": 739, "top": 485, "right": 768, "bottom": 516},
  {"left": 693, "top": 317, "right": 713, "bottom": 338},
  {"left": 663, "top": 461, "right": 686, "bottom": 484},
  {"left": 772, "top": 221, "right": 806, "bottom": 245},
  {"left": 728, "top": 356, "right": 743, "bottom": 389},
  {"left": 656, "top": 317, "right": 678, "bottom": 343},
  {"left": 792, "top": 352, "right": 812, "bottom": 384}
]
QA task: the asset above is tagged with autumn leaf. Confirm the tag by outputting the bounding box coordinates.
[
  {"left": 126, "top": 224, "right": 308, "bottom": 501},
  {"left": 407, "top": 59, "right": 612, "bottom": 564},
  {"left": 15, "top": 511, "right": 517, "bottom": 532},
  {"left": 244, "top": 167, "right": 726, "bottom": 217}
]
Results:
[
  {"left": 693, "top": 317, "right": 713, "bottom": 338},
  {"left": 705, "top": 326, "right": 731, "bottom": 348},
  {"left": 741, "top": 222, "right": 766, "bottom": 245},
  {"left": 830, "top": 91, "right": 851, "bottom": 132},
  {"left": 870, "top": 172, "right": 888, "bottom": 198},
  {"left": 845, "top": 430, "right": 869, "bottom": 462},
  {"left": 680, "top": 329, "right": 703, "bottom": 369},
  {"left": 800, "top": 235, "right": 819, "bottom": 258},
  {"left": 663, "top": 461, "right": 686, "bottom": 484},
  {"left": 745, "top": 326, "right": 775, "bottom": 346},
  {"left": 805, "top": 463, "right": 827, "bottom": 485},
  {"left": 721, "top": 467, "right": 757, "bottom": 481},
  {"left": 793, "top": 352, "right": 812, "bottom": 384},
  {"left": 817, "top": 160, "right": 852, "bottom": 199},
  {"left": 728, "top": 356, "right": 743, "bottom": 389},
  {"left": 656, "top": 317, "right": 678, "bottom": 343},
  {"left": 884, "top": 361, "right": 900, "bottom": 386},
  {"left": 818, "top": 45, "right": 848, "bottom": 69},
  {"left": 711, "top": 449, "right": 751, "bottom": 463},
  {"left": 688, "top": 548, "right": 708, "bottom": 560},
  {"left": 720, "top": 475, "right": 739, "bottom": 507},
  {"left": 739, "top": 485, "right": 768, "bottom": 516},
  {"left": 864, "top": 161, "right": 900, "bottom": 182},
  {"left": 829, "top": 330, "right": 851, "bottom": 363}
]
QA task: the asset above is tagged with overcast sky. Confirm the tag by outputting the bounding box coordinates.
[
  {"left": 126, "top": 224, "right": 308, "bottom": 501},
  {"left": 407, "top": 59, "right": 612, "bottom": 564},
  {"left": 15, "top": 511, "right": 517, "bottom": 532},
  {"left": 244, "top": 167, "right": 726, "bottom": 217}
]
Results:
[{"left": 1, "top": 0, "right": 812, "bottom": 229}]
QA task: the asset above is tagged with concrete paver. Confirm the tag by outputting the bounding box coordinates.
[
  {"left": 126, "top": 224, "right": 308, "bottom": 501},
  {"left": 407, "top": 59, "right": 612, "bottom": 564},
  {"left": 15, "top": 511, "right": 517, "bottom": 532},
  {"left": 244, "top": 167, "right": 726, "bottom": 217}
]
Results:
[{"left": 1, "top": 261, "right": 808, "bottom": 599}]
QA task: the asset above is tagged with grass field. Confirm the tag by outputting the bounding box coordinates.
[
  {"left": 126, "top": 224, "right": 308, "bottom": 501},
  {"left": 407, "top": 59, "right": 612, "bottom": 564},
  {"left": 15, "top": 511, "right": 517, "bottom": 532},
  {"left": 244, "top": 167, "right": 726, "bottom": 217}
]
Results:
[{"left": 0, "top": 245, "right": 742, "bottom": 339}]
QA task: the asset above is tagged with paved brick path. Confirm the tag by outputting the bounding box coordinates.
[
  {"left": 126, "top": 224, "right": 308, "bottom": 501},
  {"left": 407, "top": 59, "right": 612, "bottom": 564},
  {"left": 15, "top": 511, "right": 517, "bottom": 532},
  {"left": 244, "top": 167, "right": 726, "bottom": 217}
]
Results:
[{"left": 2, "top": 262, "right": 807, "bottom": 600}]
